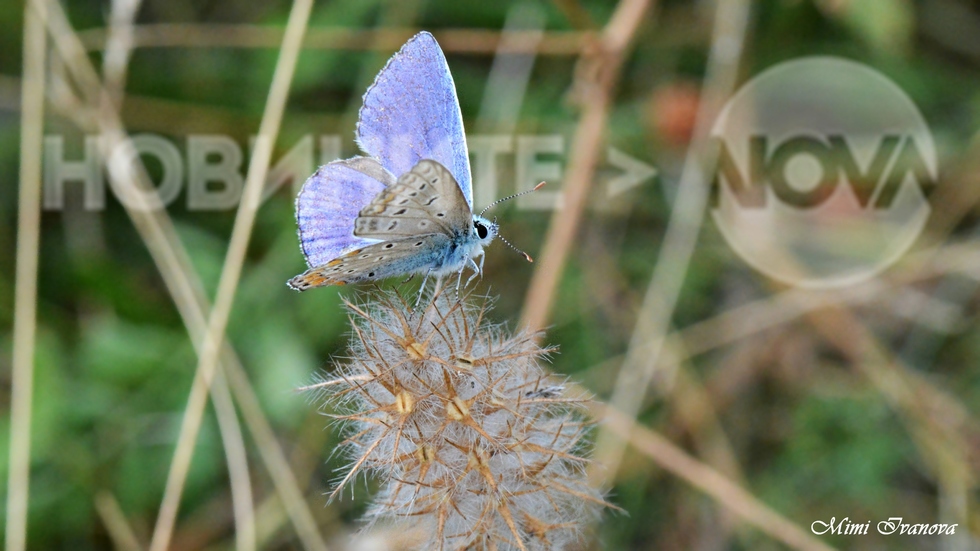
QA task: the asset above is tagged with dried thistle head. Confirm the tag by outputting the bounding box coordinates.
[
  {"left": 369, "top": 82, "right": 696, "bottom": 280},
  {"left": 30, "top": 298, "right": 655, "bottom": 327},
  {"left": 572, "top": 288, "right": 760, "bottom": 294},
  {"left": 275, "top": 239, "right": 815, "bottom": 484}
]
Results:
[{"left": 307, "top": 290, "right": 608, "bottom": 550}]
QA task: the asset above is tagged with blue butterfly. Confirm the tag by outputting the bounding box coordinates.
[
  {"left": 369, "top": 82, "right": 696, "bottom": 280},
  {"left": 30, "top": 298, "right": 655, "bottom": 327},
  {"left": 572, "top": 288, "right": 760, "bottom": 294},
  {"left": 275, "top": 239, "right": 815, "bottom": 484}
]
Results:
[{"left": 288, "top": 32, "right": 527, "bottom": 294}]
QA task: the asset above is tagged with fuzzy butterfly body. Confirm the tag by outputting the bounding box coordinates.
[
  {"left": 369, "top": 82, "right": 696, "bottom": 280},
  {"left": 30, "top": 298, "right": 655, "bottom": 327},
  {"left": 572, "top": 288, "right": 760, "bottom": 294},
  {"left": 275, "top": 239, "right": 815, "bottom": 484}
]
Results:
[{"left": 288, "top": 32, "right": 497, "bottom": 292}]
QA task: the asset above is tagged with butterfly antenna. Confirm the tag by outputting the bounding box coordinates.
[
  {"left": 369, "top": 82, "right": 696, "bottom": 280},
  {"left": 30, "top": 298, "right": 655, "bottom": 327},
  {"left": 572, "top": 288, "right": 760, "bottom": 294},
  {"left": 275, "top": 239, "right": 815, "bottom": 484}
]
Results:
[
  {"left": 498, "top": 233, "right": 533, "bottom": 263},
  {"left": 479, "top": 181, "right": 546, "bottom": 216}
]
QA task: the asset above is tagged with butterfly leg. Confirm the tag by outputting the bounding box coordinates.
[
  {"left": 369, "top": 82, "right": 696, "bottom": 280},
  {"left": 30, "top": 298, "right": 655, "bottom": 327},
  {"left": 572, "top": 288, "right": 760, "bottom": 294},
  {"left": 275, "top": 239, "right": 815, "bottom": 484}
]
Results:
[
  {"left": 454, "top": 264, "right": 467, "bottom": 299},
  {"left": 415, "top": 271, "right": 432, "bottom": 308},
  {"left": 463, "top": 254, "right": 485, "bottom": 288},
  {"left": 463, "top": 257, "right": 480, "bottom": 288}
]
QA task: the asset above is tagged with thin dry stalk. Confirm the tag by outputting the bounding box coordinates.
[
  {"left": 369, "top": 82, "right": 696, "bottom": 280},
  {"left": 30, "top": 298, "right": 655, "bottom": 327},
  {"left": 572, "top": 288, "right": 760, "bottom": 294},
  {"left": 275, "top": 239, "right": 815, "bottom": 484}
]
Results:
[
  {"left": 534, "top": 380, "right": 830, "bottom": 549},
  {"left": 148, "top": 1, "right": 314, "bottom": 550},
  {"left": 653, "top": 240, "right": 980, "bottom": 387},
  {"left": 107, "top": 5, "right": 256, "bottom": 549},
  {"left": 210, "top": 368, "right": 256, "bottom": 551},
  {"left": 38, "top": 1, "right": 327, "bottom": 548},
  {"left": 664, "top": 360, "right": 743, "bottom": 480},
  {"left": 221, "top": 356, "right": 332, "bottom": 551},
  {"left": 681, "top": 284, "right": 882, "bottom": 362},
  {"left": 94, "top": 491, "right": 144, "bottom": 551},
  {"left": 102, "top": 0, "right": 142, "bottom": 108},
  {"left": 659, "top": 344, "right": 746, "bottom": 545},
  {"left": 937, "top": 468, "right": 971, "bottom": 551},
  {"left": 520, "top": 0, "right": 653, "bottom": 331},
  {"left": 475, "top": 3, "right": 544, "bottom": 131},
  {"left": 35, "top": 2, "right": 259, "bottom": 549},
  {"left": 569, "top": 282, "right": 874, "bottom": 412},
  {"left": 592, "top": 0, "right": 751, "bottom": 483},
  {"left": 551, "top": 0, "right": 597, "bottom": 30},
  {"left": 5, "top": 3, "right": 47, "bottom": 551},
  {"left": 75, "top": 25, "right": 592, "bottom": 55},
  {"left": 0, "top": 74, "right": 20, "bottom": 109},
  {"left": 804, "top": 308, "right": 976, "bottom": 514},
  {"left": 600, "top": 405, "right": 838, "bottom": 551}
]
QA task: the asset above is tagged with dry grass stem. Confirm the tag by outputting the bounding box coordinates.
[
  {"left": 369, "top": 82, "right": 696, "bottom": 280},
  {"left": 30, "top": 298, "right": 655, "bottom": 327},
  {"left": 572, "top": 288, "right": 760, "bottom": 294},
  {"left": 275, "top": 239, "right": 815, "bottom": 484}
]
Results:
[
  {"left": 5, "top": 3, "right": 48, "bottom": 551},
  {"left": 75, "top": 25, "right": 594, "bottom": 55},
  {"left": 600, "top": 405, "right": 838, "bottom": 551},
  {"left": 37, "top": 0, "right": 327, "bottom": 548},
  {"left": 521, "top": 0, "right": 653, "bottom": 331},
  {"left": 102, "top": 0, "right": 142, "bottom": 108},
  {"left": 94, "top": 491, "right": 144, "bottom": 551},
  {"left": 148, "top": 1, "right": 314, "bottom": 549},
  {"left": 222, "top": 356, "right": 331, "bottom": 551},
  {"left": 592, "top": 0, "right": 751, "bottom": 483},
  {"left": 31, "top": 2, "right": 259, "bottom": 549},
  {"left": 803, "top": 307, "right": 976, "bottom": 524},
  {"left": 210, "top": 368, "right": 257, "bottom": 551},
  {"left": 654, "top": 240, "right": 980, "bottom": 385}
]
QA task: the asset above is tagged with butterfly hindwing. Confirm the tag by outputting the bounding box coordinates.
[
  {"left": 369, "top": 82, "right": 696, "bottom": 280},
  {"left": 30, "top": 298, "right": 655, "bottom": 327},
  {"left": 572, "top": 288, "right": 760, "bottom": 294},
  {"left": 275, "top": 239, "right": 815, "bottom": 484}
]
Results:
[
  {"left": 354, "top": 159, "right": 472, "bottom": 239},
  {"left": 355, "top": 32, "right": 473, "bottom": 209},
  {"left": 295, "top": 157, "right": 395, "bottom": 267},
  {"left": 287, "top": 233, "right": 452, "bottom": 290}
]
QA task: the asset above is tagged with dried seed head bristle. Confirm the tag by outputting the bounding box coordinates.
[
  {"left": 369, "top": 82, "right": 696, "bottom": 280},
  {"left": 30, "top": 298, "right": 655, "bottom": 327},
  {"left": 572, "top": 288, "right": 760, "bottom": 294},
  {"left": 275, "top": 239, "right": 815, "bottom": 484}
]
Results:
[{"left": 311, "top": 290, "right": 608, "bottom": 550}]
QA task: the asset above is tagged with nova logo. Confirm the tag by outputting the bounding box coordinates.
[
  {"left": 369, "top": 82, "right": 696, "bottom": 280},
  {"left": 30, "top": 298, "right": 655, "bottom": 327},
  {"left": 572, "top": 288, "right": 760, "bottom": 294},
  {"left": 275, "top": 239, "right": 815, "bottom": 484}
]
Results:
[
  {"left": 717, "top": 135, "right": 934, "bottom": 210},
  {"left": 711, "top": 57, "right": 936, "bottom": 287}
]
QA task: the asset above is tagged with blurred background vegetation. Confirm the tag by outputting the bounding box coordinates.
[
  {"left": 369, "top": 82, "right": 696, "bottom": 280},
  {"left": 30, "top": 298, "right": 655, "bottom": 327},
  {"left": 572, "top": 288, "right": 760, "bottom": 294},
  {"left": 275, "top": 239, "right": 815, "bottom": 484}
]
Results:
[{"left": 3, "top": 0, "right": 980, "bottom": 549}]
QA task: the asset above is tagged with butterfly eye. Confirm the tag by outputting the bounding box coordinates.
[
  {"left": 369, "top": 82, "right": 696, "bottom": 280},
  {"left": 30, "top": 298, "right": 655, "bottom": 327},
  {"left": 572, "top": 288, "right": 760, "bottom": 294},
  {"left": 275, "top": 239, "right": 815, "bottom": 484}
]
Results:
[{"left": 475, "top": 221, "right": 488, "bottom": 239}]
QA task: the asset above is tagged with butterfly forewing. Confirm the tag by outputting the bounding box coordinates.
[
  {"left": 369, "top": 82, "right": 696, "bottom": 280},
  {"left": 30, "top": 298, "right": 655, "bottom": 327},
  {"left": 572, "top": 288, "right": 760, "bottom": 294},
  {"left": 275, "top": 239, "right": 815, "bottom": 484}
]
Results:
[
  {"left": 287, "top": 233, "right": 451, "bottom": 290},
  {"left": 354, "top": 160, "right": 472, "bottom": 239},
  {"left": 356, "top": 32, "right": 473, "bottom": 208}
]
